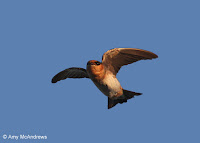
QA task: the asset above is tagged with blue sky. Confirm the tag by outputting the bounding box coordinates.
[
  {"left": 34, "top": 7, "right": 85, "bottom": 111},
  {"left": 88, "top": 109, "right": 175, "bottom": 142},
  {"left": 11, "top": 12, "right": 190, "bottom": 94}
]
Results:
[{"left": 0, "top": 0, "right": 199, "bottom": 143}]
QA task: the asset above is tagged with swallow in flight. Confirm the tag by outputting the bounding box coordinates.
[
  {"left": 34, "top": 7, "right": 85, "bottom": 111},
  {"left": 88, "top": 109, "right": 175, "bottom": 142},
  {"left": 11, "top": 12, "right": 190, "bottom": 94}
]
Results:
[{"left": 52, "top": 48, "right": 158, "bottom": 109}]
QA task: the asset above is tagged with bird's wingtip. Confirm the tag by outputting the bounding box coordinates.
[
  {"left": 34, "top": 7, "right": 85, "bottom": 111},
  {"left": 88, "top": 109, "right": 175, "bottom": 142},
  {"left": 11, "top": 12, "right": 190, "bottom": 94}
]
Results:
[
  {"left": 51, "top": 78, "right": 57, "bottom": 83},
  {"left": 154, "top": 54, "right": 158, "bottom": 59}
]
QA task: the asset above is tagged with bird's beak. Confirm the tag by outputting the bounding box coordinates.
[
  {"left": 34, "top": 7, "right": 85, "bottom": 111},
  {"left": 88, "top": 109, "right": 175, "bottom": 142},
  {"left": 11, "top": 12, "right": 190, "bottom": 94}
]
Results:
[
  {"left": 87, "top": 62, "right": 90, "bottom": 65},
  {"left": 87, "top": 62, "right": 94, "bottom": 65}
]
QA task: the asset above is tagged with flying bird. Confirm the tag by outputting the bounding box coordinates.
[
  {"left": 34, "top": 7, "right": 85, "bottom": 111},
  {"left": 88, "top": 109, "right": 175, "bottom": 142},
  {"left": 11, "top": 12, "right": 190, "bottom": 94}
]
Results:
[{"left": 52, "top": 48, "right": 158, "bottom": 109}]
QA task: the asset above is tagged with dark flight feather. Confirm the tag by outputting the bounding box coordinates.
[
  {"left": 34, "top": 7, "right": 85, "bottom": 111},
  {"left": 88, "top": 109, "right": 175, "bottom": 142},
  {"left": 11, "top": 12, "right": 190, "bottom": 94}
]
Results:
[{"left": 52, "top": 67, "right": 89, "bottom": 83}]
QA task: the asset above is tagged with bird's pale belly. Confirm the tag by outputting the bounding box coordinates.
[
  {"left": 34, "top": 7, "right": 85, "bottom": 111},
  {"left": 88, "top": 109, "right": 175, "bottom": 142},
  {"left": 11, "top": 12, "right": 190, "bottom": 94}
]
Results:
[{"left": 92, "top": 74, "right": 123, "bottom": 99}]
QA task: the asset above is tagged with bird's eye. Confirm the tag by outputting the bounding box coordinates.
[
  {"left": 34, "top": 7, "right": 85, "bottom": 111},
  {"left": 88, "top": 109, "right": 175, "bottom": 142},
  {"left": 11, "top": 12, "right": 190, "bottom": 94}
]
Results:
[{"left": 95, "top": 62, "right": 101, "bottom": 65}]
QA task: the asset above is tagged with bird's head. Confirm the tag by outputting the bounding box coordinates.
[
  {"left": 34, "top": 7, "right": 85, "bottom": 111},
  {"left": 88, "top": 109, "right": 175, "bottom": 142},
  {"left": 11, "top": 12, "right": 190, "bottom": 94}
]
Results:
[{"left": 86, "top": 60, "right": 105, "bottom": 79}]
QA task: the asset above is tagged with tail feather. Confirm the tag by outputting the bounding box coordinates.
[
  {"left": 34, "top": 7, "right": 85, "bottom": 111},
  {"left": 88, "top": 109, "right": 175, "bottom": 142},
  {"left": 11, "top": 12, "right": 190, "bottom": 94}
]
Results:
[{"left": 108, "top": 89, "right": 142, "bottom": 109}]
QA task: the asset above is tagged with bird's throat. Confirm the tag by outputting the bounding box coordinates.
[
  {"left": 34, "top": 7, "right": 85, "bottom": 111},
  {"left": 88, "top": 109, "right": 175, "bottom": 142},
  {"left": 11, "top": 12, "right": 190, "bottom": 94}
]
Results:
[{"left": 87, "top": 65, "right": 105, "bottom": 81}]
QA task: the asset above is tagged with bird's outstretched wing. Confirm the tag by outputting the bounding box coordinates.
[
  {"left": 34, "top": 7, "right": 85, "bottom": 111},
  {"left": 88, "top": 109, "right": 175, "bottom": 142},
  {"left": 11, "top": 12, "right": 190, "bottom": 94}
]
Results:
[
  {"left": 102, "top": 48, "right": 158, "bottom": 75},
  {"left": 52, "top": 67, "right": 89, "bottom": 83}
]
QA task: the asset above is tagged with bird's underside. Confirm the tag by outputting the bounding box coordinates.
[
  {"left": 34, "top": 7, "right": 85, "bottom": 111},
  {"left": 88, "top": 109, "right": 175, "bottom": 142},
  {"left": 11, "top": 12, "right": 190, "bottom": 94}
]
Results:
[{"left": 51, "top": 48, "right": 158, "bottom": 109}]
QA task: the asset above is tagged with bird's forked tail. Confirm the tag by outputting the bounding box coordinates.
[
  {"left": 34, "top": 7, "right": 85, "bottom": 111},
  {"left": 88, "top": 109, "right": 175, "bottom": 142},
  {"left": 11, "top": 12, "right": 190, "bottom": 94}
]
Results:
[{"left": 108, "top": 89, "right": 142, "bottom": 109}]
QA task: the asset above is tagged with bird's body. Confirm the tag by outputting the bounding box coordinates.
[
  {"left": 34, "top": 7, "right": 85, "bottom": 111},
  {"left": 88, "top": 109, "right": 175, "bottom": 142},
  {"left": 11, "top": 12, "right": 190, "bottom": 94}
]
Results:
[
  {"left": 88, "top": 67, "right": 123, "bottom": 99},
  {"left": 52, "top": 48, "right": 158, "bottom": 109}
]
